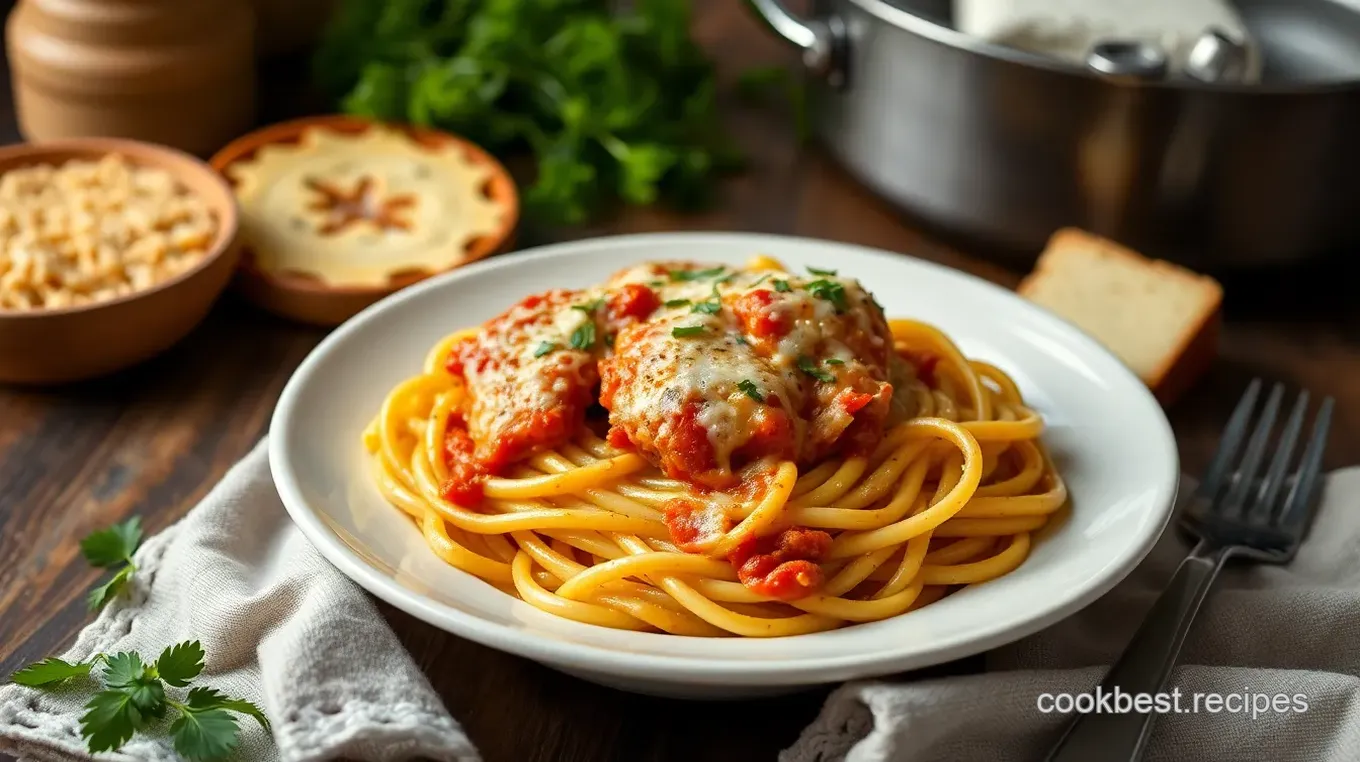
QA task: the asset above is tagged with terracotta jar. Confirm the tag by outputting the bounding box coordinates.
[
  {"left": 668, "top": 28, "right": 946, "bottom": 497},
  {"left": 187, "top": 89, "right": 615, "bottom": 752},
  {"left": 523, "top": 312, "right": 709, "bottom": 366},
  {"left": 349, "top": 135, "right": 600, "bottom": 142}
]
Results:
[{"left": 6, "top": 0, "right": 256, "bottom": 157}]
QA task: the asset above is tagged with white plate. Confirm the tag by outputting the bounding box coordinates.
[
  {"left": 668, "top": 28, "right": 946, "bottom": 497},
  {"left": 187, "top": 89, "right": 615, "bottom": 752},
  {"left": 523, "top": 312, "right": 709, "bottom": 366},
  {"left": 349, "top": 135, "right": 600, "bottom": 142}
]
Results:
[{"left": 270, "top": 233, "right": 1179, "bottom": 698}]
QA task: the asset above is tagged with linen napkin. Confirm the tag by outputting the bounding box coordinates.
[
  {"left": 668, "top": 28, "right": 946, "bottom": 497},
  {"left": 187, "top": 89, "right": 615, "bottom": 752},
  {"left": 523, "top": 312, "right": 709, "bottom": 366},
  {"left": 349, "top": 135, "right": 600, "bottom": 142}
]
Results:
[
  {"left": 0, "top": 439, "right": 480, "bottom": 762},
  {"left": 785, "top": 467, "right": 1360, "bottom": 762}
]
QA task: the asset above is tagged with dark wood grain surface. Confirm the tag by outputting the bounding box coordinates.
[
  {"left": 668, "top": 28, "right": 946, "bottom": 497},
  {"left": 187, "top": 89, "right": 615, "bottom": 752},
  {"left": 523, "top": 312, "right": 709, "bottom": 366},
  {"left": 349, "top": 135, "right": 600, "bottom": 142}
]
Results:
[{"left": 3, "top": 3, "right": 1360, "bottom": 761}]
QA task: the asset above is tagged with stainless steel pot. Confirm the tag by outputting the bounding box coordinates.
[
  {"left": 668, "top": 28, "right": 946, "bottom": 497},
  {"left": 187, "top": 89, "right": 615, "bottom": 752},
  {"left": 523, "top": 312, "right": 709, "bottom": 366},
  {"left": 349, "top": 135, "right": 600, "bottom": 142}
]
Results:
[{"left": 747, "top": 0, "right": 1360, "bottom": 268}]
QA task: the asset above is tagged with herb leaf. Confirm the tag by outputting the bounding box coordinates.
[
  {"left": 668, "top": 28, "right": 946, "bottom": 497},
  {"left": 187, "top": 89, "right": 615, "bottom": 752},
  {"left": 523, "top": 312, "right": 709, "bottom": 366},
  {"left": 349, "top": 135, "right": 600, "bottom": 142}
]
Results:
[
  {"left": 10, "top": 657, "right": 93, "bottom": 687},
  {"left": 773, "top": 279, "right": 791, "bottom": 293},
  {"left": 805, "top": 279, "right": 848, "bottom": 312},
  {"left": 533, "top": 341, "right": 557, "bottom": 358},
  {"left": 185, "top": 687, "right": 271, "bottom": 732},
  {"left": 571, "top": 299, "right": 604, "bottom": 314},
  {"left": 798, "top": 356, "right": 836, "bottom": 383},
  {"left": 691, "top": 300, "right": 721, "bottom": 315},
  {"left": 737, "top": 379, "right": 764, "bottom": 402},
  {"left": 171, "top": 705, "right": 241, "bottom": 762},
  {"left": 751, "top": 274, "right": 771, "bottom": 287},
  {"left": 80, "top": 517, "right": 142, "bottom": 568},
  {"left": 156, "top": 642, "right": 206, "bottom": 688},
  {"left": 669, "top": 266, "right": 726, "bottom": 282},
  {"left": 664, "top": 298, "right": 692, "bottom": 308},
  {"left": 87, "top": 565, "right": 135, "bottom": 612},
  {"left": 102, "top": 652, "right": 147, "bottom": 689},
  {"left": 569, "top": 322, "right": 597, "bottom": 350},
  {"left": 81, "top": 689, "right": 146, "bottom": 753},
  {"left": 807, "top": 266, "right": 837, "bottom": 276},
  {"left": 672, "top": 326, "right": 706, "bottom": 338},
  {"left": 825, "top": 358, "right": 846, "bottom": 366}
]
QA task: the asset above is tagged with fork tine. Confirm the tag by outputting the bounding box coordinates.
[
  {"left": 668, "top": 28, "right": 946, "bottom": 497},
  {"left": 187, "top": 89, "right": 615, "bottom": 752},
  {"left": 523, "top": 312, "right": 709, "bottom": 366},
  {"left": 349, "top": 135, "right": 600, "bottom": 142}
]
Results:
[
  {"left": 1197, "top": 378, "right": 1263, "bottom": 501},
  {"left": 1219, "top": 382, "right": 1284, "bottom": 516},
  {"left": 1275, "top": 397, "right": 1334, "bottom": 536},
  {"left": 1252, "top": 390, "right": 1308, "bottom": 521}
]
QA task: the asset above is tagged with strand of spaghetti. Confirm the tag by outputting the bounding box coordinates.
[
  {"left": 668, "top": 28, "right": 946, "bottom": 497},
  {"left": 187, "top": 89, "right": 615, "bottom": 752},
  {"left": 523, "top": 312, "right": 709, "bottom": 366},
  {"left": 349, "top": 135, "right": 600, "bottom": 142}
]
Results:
[
  {"left": 684, "top": 578, "right": 767, "bottom": 603},
  {"left": 955, "top": 481, "right": 1067, "bottom": 518},
  {"left": 891, "top": 319, "right": 991, "bottom": 420},
  {"left": 963, "top": 411, "right": 1044, "bottom": 442},
  {"left": 786, "top": 455, "right": 929, "bottom": 530},
  {"left": 794, "top": 457, "right": 869, "bottom": 507},
  {"left": 611, "top": 535, "right": 838, "bottom": 636},
  {"left": 975, "top": 440, "right": 1045, "bottom": 496},
  {"left": 971, "top": 360, "right": 1024, "bottom": 404},
  {"left": 924, "top": 537, "right": 995, "bottom": 565},
  {"left": 872, "top": 533, "right": 932, "bottom": 598},
  {"left": 934, "top": 516, "right": 1046, "bottom": 537},
  {"left": 707, "top": 461, "right": 799, "bottom": 557},
  {"left": 510, "top": 552, "right": 651, "bottom": 630},
  {"left": 424, "top": 392, "right": 458, "bottom": 484},
  {"left": 792, "top": 578, "right": 925, "bottom": 621},
  {"left": 790, "top": 460, "right": 842, "bottom": 499},
  {"left": 920, "top": 533, "right": 1031, "bottom": 585},
  {"left": 482, "top": 453, "right": 649, "bottom": 499},
  {"left": 826, "top": 418, "right": 983, "bottom": 559},
  {"left": 822, "top": 546, "right": 898, "bottom": 597},
  {"left": 555, "top": 552, "right": 733, "bottom": 600},
  {"left": 825, "top": 439, "right": 930, "bottom": 511}
]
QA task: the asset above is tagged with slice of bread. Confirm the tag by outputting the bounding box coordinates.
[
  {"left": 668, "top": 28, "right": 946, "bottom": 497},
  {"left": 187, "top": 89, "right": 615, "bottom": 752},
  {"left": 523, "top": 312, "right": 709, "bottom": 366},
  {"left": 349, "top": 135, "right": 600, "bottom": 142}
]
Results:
[{"left": 1017, "top": 229, "right": 1222, "bottom": 406}]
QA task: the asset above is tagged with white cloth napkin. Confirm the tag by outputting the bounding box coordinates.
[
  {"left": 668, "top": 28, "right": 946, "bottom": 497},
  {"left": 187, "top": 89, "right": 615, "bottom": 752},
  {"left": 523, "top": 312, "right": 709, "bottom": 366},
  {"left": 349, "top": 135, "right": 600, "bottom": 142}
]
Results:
[
  {"left": 785, "top": 467, "right": 1360, "bottom": 762},
  {"left": 0, "top": 440, "right": 480, "bottom": 762}
]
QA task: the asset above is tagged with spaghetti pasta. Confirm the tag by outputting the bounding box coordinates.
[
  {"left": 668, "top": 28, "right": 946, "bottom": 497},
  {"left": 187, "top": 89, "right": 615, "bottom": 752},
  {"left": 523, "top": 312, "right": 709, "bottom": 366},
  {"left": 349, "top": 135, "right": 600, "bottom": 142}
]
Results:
[{"left": 363, "top": 257, "right": 1067, "bottom": 637}]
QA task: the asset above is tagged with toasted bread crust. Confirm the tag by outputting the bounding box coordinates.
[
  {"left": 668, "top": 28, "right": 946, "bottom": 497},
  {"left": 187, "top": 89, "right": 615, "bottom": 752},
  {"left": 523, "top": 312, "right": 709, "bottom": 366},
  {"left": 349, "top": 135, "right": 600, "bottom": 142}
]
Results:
[{"left": 1018, "top": 228, "right": 1222, "bottom": 406}]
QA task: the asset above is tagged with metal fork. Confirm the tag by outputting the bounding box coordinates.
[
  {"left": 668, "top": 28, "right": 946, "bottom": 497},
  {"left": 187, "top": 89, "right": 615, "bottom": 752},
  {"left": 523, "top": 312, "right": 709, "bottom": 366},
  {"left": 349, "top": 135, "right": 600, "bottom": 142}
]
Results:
[{"left": 1045, "top": 379, "right": 1334, "bottom": 762}]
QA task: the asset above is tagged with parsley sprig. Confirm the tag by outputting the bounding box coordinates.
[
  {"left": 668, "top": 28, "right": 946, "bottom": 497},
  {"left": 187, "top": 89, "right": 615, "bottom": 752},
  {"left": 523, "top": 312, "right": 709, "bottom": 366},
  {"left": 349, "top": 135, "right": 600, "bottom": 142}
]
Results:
[
  {"left": 81, "top": 516, "right": 142, "bottom": 610},
  {"left": 11, "top": 641, "right": 268, "bottom": 760},
  {"left": 669, "top": 266, "right": 726, "bottom": 282},
  {"left": 804, "top": 279, "right": 848, "bottom": 313},
  {"left": 737, "top": 379, "right": 764, "bottom": 402},
  {"left": 798, "top": 356, "right": 837, "bottom": 383}
]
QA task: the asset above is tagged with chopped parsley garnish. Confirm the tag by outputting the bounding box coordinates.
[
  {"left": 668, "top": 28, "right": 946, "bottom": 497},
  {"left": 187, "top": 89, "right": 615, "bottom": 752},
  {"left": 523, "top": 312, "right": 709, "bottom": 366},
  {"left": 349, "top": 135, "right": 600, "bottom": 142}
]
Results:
[
  {"left": 807, "top": 266, "right": 837, "bottom": 276},
  {"left": 664, "top": 298, "right": 692, "bottom": 308},
  {"left": 672, "top": 325, "right": 706, "bottom": 338},
  {"left": 773, "top": 279, "right": 791, "bottom": 293},
  {"left": 533, "top": 341, "right": 558, "bottom": 358},
  {"left": 751, "top": 274, "right": 771, "bottom": 287},
  {"left": 572, "top": 298, "right": 604, "bottom": 313},
  {"left": 825, "top": 358, "right": 845, "bottom": 365},
  {"left": 737, "top": 379, "right": 764, "bottom": 402},
  {"left": 604, "top": 333, "right": 616, "bottom": 347},
  {"left": 692, "top": 300, "right": 721, "bottom": 315},
  {"left": 569, "top": 322, "right": 596, "bottom": 350},
  {"left": 805, "top": 279, "right": 848, "bottom": 312},
  {"left": 797, "top": 356, "right": 836, "bottom": 383},
  {"left": 732, "top": 333, "right": 749, "bottom": 345},
  {"left": 711, "top": 284, "right": 723, "bottom": 299},
  {"left": 669, "top": 266, "right": 726, "bottom": 282},
  {"left": 648, "top": 280, "right": 666, "bottom": 288}
]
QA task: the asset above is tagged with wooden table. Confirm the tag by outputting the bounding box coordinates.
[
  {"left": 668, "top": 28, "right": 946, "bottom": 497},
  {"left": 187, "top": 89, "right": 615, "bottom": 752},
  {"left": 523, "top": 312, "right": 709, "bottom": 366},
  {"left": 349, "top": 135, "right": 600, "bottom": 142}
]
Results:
[{"left": 2, "top": 4, "right": 1358, "bottom": 761}]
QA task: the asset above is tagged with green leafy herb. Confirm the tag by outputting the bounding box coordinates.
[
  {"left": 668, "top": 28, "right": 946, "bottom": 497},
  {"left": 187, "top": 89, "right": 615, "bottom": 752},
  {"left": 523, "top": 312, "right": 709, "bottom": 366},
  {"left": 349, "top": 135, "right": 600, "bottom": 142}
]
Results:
[
  {"left": 672, "top": 325, "right": 705, "bottom": 338},
  {"left": 569, "top": 321, "right": 597, "bottom": 350},
  {"left": 10, "top": 656, "right": 97, "bottom": 687},
  {"left": 825, "top": 358, "right": 846, "bottom": 366},
  {"left": 572, "top": 299, "right": 604, "bottom": 313},
  {"left": 773, "top": 279, "right": 791, "bottom": 293},
  {"left": 798, "top": 356, "right": 836, "bottom": 383},
  {"left": 737, "top": 379, "right": 764, "bottom": 402},
  {"left": 664, "top": 298, "right": 692, "bottom": 308},
  {"left": 805, "top": 279, "right": 848, "bottom": 312},
  {"left": 750, "top": 274, "right": 771, "bottom": 287},
  {"left": 317, "top": 0, "right": 741, "bottom": 224},
  {"left": 12, "top": 641, "right": 268, "bottom": 760},
  {"left": 648, "top": 280, "right": 667, "bottom": 288},
  {"left": 732, "top": 333, "right": 749, "bottom": 345},
  {"left": 807, "top": 266, "right": 837, "bottom": 276},
  {"left": 669, "top": 266, "right": 726, "bottom": 282},
  {"left": 533, "top": 341, "right": 558, "bottom": 358},
  {"left": 691, "top": 300, "right": 721, "bottom": 315},
  {"left": 604, "top": 333, "right": 616, "bottom": 348},
  {"left": 81, "top": 517, "right": 142, "bottom": 611}
]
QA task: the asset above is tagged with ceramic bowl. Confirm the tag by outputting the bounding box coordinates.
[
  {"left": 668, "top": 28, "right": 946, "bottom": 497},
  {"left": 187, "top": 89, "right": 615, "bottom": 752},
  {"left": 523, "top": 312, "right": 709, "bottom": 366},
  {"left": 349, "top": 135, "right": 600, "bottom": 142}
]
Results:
[
  {"left": 0, "top": 138, "right": 240, "bottom": 385},
  {"left": 209, "top": 115, "right": 519, "bottom": 327}
]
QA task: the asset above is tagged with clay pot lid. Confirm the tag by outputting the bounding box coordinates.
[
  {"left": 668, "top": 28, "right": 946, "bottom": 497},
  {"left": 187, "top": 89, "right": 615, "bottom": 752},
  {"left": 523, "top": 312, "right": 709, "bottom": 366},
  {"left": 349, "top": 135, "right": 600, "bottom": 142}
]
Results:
[{"left": 209, "top": 115, "right": 519, "bottom": 327}]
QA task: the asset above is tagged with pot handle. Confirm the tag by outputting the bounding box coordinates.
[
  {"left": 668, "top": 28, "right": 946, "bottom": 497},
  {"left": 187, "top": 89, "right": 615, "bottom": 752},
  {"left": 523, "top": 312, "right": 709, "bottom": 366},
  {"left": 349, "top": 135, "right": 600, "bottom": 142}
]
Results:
[{"left": 745, "top": 0, "right": 848, "bottom": 87}]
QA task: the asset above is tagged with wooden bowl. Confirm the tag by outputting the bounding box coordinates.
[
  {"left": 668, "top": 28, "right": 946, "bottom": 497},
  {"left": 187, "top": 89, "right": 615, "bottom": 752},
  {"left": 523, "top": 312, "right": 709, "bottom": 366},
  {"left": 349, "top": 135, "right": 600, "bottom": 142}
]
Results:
[
  {"left": 209, "top": 115, "right": 519, "bottom": 326},
  {"left": 0, "top": 138, "right": 240, "bottom": 385}
]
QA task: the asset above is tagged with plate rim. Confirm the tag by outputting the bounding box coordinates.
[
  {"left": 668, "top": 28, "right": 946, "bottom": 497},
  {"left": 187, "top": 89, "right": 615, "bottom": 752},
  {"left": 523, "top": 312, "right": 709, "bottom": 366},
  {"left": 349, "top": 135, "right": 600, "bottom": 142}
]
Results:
[{"left": 270, "top": 231, "right": 1180, "bottom": 684}]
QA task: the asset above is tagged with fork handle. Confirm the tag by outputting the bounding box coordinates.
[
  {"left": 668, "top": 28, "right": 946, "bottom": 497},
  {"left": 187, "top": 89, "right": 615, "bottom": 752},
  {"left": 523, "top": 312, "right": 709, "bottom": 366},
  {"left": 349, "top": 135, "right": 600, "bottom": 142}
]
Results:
[{"left": 1044, "top": 541, "right": 1233, "bottom": 762}]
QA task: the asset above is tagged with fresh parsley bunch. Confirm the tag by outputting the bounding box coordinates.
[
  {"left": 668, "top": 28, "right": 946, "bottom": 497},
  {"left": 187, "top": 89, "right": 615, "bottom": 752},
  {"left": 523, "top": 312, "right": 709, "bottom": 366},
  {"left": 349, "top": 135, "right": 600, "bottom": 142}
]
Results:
[
  {"left": 314, "top": 0, "right": 741, "bottom": 224},
  {"left": 12, "top": 641, "right": 268, "bottom": 760}
]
